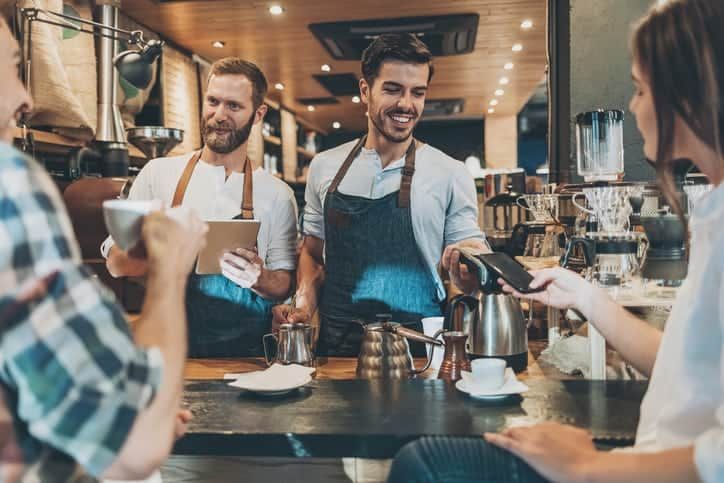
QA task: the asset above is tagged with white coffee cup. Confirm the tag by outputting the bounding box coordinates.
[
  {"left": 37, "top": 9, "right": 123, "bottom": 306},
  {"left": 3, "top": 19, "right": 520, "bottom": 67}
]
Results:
[
  {"left": 421, "top": 316, "right": 444, "bottom": 373},
  {"left": 471, "top": 358, "right": 507, "bottom": 391},
  {"left": 102, "top": 199, "right": 156, "bottom": 251}
]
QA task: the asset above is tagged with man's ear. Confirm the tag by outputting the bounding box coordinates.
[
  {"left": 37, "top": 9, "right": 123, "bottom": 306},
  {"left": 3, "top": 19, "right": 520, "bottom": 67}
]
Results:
[
  {"left": 254, "top": 103, "right": 268, "bottom": 125},
  {"left": 359, "top": 78, "right": 370, "bottom": 105}
]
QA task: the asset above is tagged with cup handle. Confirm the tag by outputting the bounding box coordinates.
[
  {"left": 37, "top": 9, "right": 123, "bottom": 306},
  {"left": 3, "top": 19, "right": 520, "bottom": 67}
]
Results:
[
  {"left": 262, "top": 333, "right": 278, "bottom": 366},
  {"left": 571, "top": 193, "right": 595, "bottom": 215}
]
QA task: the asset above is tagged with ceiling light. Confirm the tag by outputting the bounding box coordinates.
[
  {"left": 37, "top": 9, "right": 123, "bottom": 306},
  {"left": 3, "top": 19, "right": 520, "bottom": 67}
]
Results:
[
  {"left": 321, "top": 64, "right": 331, "bottom": 72},
  {"left": 495, "top": 89, "right": 504, "bottom": 96},
  {"left": 212, "top": 40, "right": 225, "bottom": 48},
  {"left": 521, "top": 20, "right": 533, "bottom": 29},
  {"left": 351, "top": 95, "right": 361, "bottom": 104},
  {"left": 488, "top": 108, "right": 495, "bottom": 114},
  {"left": 512, "top": 43, "right": 523, "bottom": 52},
  {"left": 499, "top": 77, "right": 509, "bottom": 85},
  {"left": 489, "top": 99, "right": 499, "bottom": 106},
  {"left": 332, "top": 121, "right": 341, "bottom": 129},
  {"left": 274, "top": 82, "right": 284, "bottom": 90},
  {"left": 307, "top": 105, "right": 315, "bottom": 112},
  {"left": 504, "top": 62, "right": 514, "bottom": 70},
  {"left": 269, "top": 5, "right": 284, "bottom": 15}
]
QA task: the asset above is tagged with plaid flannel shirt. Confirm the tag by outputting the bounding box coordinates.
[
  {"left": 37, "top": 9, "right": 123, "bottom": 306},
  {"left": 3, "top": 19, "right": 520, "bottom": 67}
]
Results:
[{"left": 0, "top": 144, "right": 163, "bottom": 479}]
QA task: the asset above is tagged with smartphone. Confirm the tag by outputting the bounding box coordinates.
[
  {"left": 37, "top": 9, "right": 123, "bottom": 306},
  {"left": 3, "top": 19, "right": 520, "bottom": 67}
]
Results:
[{"left": 477, "top": 252, "right": 543, "bottom": 294}]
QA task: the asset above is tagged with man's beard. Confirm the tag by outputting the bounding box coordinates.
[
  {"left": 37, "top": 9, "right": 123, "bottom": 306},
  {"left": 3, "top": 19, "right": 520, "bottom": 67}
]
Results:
[
  {"left": 369, "top": 102, "right": 419, "bottom": 144},
  {"left": 201, "top": 112, "right": 254, "bottom": 154}
]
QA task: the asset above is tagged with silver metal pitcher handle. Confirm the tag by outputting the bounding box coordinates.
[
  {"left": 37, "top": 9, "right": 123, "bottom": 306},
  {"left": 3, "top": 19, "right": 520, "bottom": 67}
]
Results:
[
  {"left": 410, "top": 328, "right": 445, "bottom": 375},
  {"left": 262, "top": 333, "right": 278, "bottom": 367}
]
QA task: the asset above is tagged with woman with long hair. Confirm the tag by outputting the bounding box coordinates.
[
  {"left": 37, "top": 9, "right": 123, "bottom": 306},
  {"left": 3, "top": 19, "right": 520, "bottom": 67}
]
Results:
[{"left": 387, "top": 0, "right": 723, "bottom": 481}]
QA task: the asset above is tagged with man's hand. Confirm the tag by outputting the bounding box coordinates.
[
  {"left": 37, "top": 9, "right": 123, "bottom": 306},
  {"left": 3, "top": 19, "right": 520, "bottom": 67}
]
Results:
[
  {"left": 441, "top": 239, "right": 490, "bottom": 295},
  {"left": 484, "top": 422, "right": 598, "bottom": 483},
  {"left": 0, "top": 391, "right": 23, "bottom": 483},
  {"left": 271, "top": 303, "right": 311, "bottom": 331},
  {"left": 220, "top": 248, "right": 264, "bottom": 289}
]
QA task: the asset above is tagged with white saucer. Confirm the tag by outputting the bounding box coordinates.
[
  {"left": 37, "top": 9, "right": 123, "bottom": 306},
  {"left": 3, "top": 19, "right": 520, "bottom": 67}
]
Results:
[
  {"left": 456, "top": 368, "right": 529, "bottom": 399},
  {"left": 227, "top": 364, "right": 314, "bottom": 396}
]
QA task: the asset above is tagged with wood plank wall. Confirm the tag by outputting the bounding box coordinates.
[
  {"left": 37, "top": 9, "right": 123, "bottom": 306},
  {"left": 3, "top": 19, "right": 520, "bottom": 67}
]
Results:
[{"left": 162, "top": 45, "right": 202, "bottom": 155}]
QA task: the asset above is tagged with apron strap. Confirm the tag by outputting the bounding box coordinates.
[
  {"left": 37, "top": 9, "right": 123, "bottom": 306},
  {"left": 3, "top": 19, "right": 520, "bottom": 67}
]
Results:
[
  {"left": 171, "top": 149, "right": 255, "bottom": 219},
  {"left": 327, "top": 135, "right": 418, "bottom": 208}
]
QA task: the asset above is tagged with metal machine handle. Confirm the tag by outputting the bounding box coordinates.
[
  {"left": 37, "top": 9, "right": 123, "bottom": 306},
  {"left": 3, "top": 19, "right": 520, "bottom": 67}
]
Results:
[{"left": 262, "top": 333, "right": 278, "bottom": 366}]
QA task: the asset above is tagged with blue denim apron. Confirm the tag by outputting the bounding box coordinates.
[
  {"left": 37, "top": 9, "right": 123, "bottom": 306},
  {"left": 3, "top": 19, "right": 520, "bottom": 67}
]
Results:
[
  {"left": 172, "top": 150, "right": 273, "bottom": 357},
  {"left": 318, "top": 136, "right": 442, "bottom": 357}
]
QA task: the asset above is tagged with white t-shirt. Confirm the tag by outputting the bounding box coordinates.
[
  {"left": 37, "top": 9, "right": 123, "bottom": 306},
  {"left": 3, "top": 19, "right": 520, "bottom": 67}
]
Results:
[
  {"left": 630, "top": 182, "right": 724, "bottom": 482},
  {"left": 101, "top": 152, "right": 298, "bottom": 272},
  {"left": 303, "top": 139, "right": 484, "bottom": 300}
]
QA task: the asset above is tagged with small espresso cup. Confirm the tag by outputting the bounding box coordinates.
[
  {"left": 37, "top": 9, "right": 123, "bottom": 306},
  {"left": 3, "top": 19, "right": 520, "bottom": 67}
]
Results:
[{"left": 471, "top": 358, "right": 507, "bottom": 391}]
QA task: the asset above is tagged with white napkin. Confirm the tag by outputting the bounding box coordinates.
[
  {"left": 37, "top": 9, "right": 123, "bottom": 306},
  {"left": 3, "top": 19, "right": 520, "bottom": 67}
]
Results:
[
  {"left": 226, "top": 364, "right": 315, "bottom": 391},
  {"left": 460, "top": 368, "right": 529, "bottom": 396}
]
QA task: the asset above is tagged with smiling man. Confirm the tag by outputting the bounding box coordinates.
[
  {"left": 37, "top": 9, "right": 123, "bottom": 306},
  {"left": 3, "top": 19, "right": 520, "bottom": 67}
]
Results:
[
  {"left": 275, "top": 33, "right": 488, "bottom": 357},
  {"left": 104, "top": 58, "right": 298, "bottom": 357}
]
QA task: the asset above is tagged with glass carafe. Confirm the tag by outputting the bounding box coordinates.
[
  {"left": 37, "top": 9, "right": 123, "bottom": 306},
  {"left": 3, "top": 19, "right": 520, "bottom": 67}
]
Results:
[{"left": 575, "top": 109, "right": 624, "bottom": 182}]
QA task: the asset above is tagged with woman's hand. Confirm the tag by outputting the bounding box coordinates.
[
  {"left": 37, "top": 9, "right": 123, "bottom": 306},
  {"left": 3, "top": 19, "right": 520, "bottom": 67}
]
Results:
[
  {"left": 484, "top": 422, "right": 599, "bottom": 483},
  {"left": 499, "top": 266, "right": 602, "bottom": 319}
]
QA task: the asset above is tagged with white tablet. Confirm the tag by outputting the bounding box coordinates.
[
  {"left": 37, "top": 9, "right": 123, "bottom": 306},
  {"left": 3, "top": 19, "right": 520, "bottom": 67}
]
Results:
[{"left": 195, "top": 220, "right": 261, "bottom": 275}]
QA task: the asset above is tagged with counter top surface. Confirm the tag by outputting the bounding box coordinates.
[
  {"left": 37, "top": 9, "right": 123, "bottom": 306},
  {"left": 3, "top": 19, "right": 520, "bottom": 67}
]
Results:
[{"left": 177, "top": 357, "right": 645, "bottom": 458}]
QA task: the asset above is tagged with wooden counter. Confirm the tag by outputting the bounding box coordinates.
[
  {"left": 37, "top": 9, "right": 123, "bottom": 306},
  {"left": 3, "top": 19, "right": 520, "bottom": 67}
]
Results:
[{"left": 184, "top": 352, "right": 550, "bottom": 381}]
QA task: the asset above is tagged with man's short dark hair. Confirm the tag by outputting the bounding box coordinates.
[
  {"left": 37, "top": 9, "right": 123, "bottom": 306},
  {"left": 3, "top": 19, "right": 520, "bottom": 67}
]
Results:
[
  {"left": 207, "top": 57, "right": 268, "bottom": 110},
  {"left": 361, "top": 33, "right": 434, "bottom": 86}
]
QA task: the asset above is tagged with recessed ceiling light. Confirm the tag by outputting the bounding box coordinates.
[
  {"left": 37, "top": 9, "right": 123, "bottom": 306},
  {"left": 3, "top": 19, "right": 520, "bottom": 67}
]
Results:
[
  {"left": 274, "top": 82, "right": 284, "bottom": 91},
  {"left": 488, "top": 108, "right": 495, "bottom": 114},
  {"left": 351, "top": 95, "right": 361, "bottom": 103},
  {"left": 512, "top": 43, "right": 523, "bottom": 52},
  {"left": 489, "top": 99, "right": 499, "bottom": 106},
  {"left": 269, "top": 5, "right": 284, "bottom": 15},
  {"left": 499, "top": 77, "right": 509, "bottom": 85},
  {"left": 332, "top": 121, "right": 341, "bottom": 129},
  {"left": 521, "top": 19, "right": 533, "bottom": 29},
  {"left": 212, "top": 40, "right": 225, "bottom": 48},
  {"left": 307, "top": 105, "right": 315, "bottom": 112},
  {"left": 504, "top": 62, "right": 514, "bottom": 70},
  {"left": 495, "top": 89, "right": 504, "bottom": 96},
  {"left": 321, "top": 64, "right": 331, "bottom": 72}
]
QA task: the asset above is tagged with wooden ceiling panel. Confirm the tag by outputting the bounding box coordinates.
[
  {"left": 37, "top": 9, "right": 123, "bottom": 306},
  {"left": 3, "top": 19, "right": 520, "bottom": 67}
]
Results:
[{"left": 121, "top": 0, "right": 547, "bottom": 132}]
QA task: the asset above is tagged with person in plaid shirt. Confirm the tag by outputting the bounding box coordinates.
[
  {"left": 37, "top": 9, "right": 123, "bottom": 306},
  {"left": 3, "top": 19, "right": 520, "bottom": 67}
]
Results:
[{"left": 0, "top": 14, "right": 208, "bottom": 482}]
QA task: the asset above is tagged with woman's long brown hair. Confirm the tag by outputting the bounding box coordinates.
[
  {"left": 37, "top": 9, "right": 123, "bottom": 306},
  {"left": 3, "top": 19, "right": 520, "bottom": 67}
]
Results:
[{"left": 631, "top": 0, "right": 723, "bottom": 217}]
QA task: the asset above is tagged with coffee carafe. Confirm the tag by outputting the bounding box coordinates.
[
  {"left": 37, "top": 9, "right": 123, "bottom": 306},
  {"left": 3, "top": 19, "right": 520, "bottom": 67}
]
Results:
[
  {"left": 356, "top": 315, "right": 443, "bottom": 379},
  {"left": 447, "top": 252, "right": 528, "bottom": 372}
]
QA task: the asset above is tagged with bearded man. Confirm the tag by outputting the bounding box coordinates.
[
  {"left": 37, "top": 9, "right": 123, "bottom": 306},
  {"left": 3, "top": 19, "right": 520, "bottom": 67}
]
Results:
[{"left": 105, "top": 58, "right": 298, "bottom": 357}]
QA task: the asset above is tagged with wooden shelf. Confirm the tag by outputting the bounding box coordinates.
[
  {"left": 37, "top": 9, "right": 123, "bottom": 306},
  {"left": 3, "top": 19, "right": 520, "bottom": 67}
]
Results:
[
  {"left": 13, "top": 127, "right": 85, "bottom": 148},
  {"left": 296, "top": 146, "right": 316, "bottom": 159},
  {"left": 263, "top": 134, "right": 282, "bottom": 146},
  {"left": 13, "top": 127, "right": 147, "bottom": 160}
]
